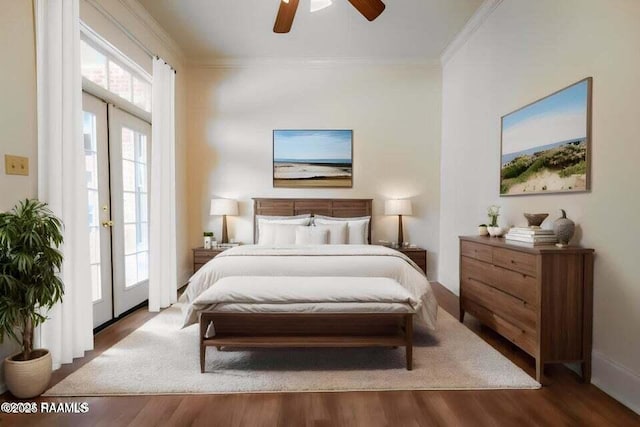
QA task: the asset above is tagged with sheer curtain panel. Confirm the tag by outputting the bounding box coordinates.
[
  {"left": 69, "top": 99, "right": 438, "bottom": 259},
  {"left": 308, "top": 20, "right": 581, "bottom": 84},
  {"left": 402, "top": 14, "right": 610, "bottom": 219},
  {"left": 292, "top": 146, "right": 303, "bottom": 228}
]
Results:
[
  {"left": 35, "top": 0, "right": 94, "bottom": 369},
  {"left": 148, "top": 57, "right": 177, "bottom": 311}
]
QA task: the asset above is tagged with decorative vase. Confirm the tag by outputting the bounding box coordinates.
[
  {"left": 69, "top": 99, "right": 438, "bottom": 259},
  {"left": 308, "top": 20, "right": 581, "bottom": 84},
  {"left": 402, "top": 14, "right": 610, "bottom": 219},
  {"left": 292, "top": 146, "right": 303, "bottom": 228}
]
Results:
[
  {"left": 4, "top": 349, "right": 52, "bottom": 398},
  {"left": 204, "top": 236, "right": 212, "bottom": 249},
  {"left": 478, "top": 226, "right": 488, "bottom": 236},
  {"left": 553, "top": 209, "right": 575, "bottom": 247}
]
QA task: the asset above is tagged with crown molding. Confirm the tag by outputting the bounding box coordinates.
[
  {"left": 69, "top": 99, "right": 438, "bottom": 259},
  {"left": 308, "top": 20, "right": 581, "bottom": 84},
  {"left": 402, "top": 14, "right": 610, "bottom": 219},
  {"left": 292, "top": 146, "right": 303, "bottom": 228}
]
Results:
[
  {"left": 188, "top": 56, "right": 440, "bottom": 69},
  {"left": 118, "top": 0, "right": 186, "bottom": 65},
  {"left": 440, "top": 0, "right": 504, "bottom": 66}
]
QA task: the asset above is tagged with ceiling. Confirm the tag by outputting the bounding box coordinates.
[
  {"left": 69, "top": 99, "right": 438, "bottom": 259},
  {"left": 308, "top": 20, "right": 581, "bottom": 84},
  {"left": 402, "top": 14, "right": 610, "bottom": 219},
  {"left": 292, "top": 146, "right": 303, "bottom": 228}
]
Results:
[{"left": 136, "top": 0, "right": 483, "bottom": 62}]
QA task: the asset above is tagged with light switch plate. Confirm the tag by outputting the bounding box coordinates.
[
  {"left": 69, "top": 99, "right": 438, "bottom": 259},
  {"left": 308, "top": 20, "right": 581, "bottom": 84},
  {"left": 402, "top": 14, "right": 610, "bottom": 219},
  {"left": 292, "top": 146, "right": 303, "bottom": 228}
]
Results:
[{"left": 4, "top": 155, "right": 29, "bottom": 176}]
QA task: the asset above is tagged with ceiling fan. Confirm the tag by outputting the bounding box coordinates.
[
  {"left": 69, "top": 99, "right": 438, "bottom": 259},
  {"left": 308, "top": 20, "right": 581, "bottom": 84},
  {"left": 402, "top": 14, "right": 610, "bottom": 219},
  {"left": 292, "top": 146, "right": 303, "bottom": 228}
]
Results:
[{"left": 274, "top": 0, "right": 386, "bottom": 34}]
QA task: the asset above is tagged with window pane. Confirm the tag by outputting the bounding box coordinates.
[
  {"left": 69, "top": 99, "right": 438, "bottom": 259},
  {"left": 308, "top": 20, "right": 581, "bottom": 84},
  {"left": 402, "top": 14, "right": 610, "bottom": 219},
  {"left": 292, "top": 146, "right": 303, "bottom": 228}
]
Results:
[
  {"left": 122, "top": 160, "right": 135, "bottom": 192},
  {"left": 87, "top": 190, "right": 100, "bottom": 227},
  {"left": 136, "top": 163, "right": 147, "bottom": 192},
  {"left": 123, "top": 192, "right": 136, "bottom": 223},
  {"left": 139, "top": 193, "right": 148, "bottom": 222},
  {"left": 121, "top": 128, "right": 135, "bottom": 160},
  {"left": 91, "top": 264, "right": 102, "bottom": 302},
  {"left": 89, "top": 226, "right": 101, "bottom": 264},
  {"left": 136, "top": 134, "right": 147, "bottom": 164},
  {"left": 83, "top": 112, "right": 96, "bottom": 151},
  {"left": 81, "top": 40, "right": 107, "bottom": 88},
  {"left": 133, "top": 77, "right": 151, "bottom": 112},
  {"left": 108, "top": 61, "right": 132, "bottom": 101},
  {"left": 136, "top": 251, "right": 149, "bottom": 282},
  {"left": 138, "top": 223, "right": 148, "bottom": 252},
  {"left": 124, "top": 224, "right": 137, "bottom": 255},
  {"left": 125, "top": 254, "right": 138, "bottom": 287}
]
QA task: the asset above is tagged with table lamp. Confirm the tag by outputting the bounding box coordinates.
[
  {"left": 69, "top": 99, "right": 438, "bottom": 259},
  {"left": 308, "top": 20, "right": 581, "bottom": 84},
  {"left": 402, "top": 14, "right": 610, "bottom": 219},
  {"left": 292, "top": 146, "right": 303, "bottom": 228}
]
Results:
[
  {"left": 385, "top": 199, "right": 413, "bottom": 246},
  {"left": 210, "top": 199, "right": 238, "bottom": 244}
]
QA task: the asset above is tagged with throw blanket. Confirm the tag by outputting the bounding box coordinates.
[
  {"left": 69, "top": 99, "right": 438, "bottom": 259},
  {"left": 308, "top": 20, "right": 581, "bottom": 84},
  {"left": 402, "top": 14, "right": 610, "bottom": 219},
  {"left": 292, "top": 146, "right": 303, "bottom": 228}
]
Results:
[{"left": 181, "top": 245, "right": 438, "bottom": 329}]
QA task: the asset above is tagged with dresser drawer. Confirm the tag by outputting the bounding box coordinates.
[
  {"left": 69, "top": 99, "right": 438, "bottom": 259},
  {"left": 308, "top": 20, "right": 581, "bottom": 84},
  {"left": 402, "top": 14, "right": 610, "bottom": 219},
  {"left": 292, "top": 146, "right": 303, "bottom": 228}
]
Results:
[
  {"left": 493, "top": 265, "right": 538, "bottom": 307},
  {"left": 460, "top": 241, "right": 492, "bottom": 263},
  {"left": 462, "top": 277, "right": 536, "bottom": 333},
  {"left": 462, "top": 298, "right": 537, "bottom": 357},
  {"left": 493, "top": 247, "right": 537, "bottom": 277},
  {"left": 460, "top": 256, "right": 495, "bottom": 285}
]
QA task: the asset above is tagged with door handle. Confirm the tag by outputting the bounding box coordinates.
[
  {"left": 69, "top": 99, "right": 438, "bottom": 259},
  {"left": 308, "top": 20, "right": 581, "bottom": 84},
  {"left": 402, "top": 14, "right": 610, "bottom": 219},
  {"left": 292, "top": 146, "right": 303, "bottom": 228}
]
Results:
[{"left": 102, "top": 220, "right": 114, "bottom": 228}]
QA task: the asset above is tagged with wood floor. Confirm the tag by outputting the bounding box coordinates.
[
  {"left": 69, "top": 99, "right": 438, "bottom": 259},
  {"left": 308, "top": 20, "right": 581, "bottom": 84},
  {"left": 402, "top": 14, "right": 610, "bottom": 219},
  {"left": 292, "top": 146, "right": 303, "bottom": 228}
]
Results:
[{"left": 2, "top": 283, "right": 639, "bottom": 426}]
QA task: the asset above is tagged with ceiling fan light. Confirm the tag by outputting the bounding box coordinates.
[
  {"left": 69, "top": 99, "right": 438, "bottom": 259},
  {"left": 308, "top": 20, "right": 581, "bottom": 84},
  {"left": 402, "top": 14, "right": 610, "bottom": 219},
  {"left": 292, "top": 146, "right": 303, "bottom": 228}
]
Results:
[{"left": 310, "top": 0, "right": 332, "bottom": 13}]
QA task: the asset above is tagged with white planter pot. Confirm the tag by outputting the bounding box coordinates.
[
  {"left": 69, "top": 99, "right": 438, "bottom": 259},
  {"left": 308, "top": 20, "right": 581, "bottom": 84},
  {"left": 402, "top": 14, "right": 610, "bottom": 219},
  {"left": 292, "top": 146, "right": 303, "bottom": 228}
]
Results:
[
  {"left": 4, "top": 349, "right": 52, "bottom": 398},
  {"left": 477, "top": 226, "right": 488, "bottom": 236},
  {"left": 487, "top": 226, "right": 504, "bottom": 237}
]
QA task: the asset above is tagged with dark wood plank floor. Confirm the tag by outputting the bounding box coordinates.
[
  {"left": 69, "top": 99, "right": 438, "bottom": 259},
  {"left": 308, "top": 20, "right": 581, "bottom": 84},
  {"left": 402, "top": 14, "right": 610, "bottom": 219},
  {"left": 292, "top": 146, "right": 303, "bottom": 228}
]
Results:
[{"left": 2, "top": 283, "right": 639, "bottom": 426}]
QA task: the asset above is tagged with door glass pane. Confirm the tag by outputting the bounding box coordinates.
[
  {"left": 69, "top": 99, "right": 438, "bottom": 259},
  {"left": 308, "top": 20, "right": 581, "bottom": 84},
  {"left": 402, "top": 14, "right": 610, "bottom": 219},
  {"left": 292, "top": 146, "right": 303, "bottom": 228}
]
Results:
[
  {"left": 123, "top": 192, "right": 136, "bottom": 223},
  {"left": 83, "top": 111, "right": 102, "bottom": 302},
  {"left": 125, "top": 254, "right": 138, "bottom": 287},
  {"left": 121, "top": 126, "right": 149, "bottom": 288},
  {"left": 122, "top": 160, "right": 135, "bottom": 192}
]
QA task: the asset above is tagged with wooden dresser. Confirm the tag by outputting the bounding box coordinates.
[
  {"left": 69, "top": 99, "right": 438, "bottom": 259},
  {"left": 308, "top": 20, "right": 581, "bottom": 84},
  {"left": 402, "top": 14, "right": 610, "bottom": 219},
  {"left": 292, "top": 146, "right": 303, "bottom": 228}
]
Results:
[{"left": 459, "top": 236, "right": 594, "bottom": 383}]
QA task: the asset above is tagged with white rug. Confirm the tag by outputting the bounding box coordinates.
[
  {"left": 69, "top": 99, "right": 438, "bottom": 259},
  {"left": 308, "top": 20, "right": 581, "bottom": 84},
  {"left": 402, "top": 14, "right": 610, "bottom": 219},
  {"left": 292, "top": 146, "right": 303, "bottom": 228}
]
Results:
[{"left": 45, "top": 305, "right": 539, "bottom": 396}]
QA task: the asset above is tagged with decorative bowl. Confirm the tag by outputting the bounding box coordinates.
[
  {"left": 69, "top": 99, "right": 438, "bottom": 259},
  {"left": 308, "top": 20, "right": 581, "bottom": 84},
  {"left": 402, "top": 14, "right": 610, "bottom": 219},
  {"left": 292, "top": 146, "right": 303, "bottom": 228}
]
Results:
[{"left": 524, "top": 213, "right": 549, "bottom": 228}]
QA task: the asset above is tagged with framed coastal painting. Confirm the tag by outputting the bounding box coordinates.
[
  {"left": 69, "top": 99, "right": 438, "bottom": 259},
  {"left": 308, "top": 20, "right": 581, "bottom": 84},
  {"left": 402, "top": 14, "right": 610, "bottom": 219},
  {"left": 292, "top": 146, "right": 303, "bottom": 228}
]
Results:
[
  {"left": 500, "top": 77, "right": 592, "bottom": 196},
  {"left": 273, "top": 130, "right": 353, "bottom": 188}
]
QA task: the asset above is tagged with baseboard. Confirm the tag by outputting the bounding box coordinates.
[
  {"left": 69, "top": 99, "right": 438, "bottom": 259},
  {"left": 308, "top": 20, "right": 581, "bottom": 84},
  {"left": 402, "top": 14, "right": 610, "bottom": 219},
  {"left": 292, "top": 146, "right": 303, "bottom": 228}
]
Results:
[{"left": 592, "top": 351, "right": 640, "bottom": 415}]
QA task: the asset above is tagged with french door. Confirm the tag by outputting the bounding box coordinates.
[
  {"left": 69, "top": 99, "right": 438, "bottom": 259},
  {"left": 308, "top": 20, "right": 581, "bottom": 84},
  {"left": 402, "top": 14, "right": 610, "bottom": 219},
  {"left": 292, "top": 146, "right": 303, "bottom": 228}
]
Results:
[{"left": 82, "top": 93, "right": 151, "bottom": 328}]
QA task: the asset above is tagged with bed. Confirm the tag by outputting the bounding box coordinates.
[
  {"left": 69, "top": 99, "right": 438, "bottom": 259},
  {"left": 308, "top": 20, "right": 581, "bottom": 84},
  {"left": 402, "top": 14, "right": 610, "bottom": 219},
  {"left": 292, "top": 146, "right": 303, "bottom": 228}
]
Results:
[{"left": 181, "top": 198, "right": 438, "bottom": 371}]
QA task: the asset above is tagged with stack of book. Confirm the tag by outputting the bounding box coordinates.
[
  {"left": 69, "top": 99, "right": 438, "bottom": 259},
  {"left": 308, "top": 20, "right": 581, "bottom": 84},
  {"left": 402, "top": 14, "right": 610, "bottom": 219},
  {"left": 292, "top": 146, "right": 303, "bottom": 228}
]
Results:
[{"left": 505, "top": 227, "right": 558, "bottom": 245}]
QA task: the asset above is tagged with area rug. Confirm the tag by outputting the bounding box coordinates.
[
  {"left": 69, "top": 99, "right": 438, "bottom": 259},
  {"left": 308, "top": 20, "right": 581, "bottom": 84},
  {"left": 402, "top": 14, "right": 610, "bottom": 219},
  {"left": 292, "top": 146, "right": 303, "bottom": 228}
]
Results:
[{"left": 45, "top": 305, "right": 539, "bottom": 396}]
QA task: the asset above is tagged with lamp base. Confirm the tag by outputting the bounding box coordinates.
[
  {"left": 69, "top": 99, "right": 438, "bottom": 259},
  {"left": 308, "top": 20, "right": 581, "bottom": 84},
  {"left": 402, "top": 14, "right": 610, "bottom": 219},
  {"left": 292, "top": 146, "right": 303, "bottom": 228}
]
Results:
[
  {"left": 397, "top": 215, "right": 404, "bottom": 247},
  {"left": 221, "top": 215, "right": 229, "bottom": 244}
]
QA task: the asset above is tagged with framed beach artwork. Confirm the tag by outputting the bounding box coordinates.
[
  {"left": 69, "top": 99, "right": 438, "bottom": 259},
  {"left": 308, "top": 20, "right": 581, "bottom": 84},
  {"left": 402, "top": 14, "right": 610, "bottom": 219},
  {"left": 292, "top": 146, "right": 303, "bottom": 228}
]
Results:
[
  {"left": 500, "top": 78, "right": 592, "bottom": 196},
  {"left": 273, "top": 130, "right": 353, "bottom": 188}
]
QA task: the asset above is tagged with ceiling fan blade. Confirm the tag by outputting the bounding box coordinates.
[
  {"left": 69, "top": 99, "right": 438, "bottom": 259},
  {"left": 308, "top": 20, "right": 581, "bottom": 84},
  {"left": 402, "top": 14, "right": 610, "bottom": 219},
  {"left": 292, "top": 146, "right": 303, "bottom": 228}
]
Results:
[
  {"left": 274, "top": 0, "right": 300, "bottom": 33},
  {"left": 347, "top": 0, "right": 386, "bottom": 21}
]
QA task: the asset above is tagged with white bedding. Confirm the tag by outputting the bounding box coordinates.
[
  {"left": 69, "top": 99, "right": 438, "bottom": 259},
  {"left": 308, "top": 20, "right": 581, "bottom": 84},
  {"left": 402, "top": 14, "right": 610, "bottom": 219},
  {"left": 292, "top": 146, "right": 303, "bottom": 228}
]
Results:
[
  {"left": 188, "top": 276, "right": 417, "bottom": 324},
  {"left": 181, "top": 245, "right": 438, "bottom": 329}
]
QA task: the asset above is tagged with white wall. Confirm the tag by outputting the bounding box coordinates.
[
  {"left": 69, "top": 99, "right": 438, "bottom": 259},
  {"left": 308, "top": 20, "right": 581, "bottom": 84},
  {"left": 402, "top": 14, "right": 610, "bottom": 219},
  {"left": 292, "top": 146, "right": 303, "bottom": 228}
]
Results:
[
  {"left": 0, "top": 0, "right": 37, "bottom": 392},
  {"left": 439, "top": 0, "right": 640, "bottom": 413},
  {"left": 0, "top": 0, "right": 37, "bottom": 211},
  {"left": 186, "top": 62, "right": 442, "bottom": 278}
]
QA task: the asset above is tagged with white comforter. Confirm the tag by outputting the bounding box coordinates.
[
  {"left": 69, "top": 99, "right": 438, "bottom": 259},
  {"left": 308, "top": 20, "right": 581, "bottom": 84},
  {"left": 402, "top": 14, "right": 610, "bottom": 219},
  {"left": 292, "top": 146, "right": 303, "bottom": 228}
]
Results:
[{"left": 181, "top": 245, "right": 438, "bottom": 329}]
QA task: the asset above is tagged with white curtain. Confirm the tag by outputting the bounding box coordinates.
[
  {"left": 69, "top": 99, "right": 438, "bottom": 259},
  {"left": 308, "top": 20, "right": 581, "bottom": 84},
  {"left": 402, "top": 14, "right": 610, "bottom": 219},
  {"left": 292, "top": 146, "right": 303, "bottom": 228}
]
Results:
[
  {"left": 35, "top": 0, "right": 94, "bottom": 369},
  {"left": 148, "top": 57, "right": 177, "bottom": 311}
]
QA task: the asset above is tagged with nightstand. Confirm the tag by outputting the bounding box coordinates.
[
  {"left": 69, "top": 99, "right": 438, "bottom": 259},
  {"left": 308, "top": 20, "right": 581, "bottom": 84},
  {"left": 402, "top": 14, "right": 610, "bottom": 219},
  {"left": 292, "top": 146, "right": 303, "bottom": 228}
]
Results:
[
  {"left": 192, "top": 247, "right": 226, "bottom": 273},
  {"left": 396, "top": 247, "right": 427, "bottom": 274}
]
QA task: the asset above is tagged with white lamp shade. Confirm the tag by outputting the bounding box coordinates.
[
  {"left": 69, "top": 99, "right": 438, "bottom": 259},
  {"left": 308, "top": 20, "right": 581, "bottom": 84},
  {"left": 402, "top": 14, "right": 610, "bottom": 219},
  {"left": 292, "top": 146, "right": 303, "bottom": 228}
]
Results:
[
  {"left": 385, "top": 199, "right": 413, "bottom": 216},
  {"left": 210, "top": 199, "right": 238, "bottom": 216}
]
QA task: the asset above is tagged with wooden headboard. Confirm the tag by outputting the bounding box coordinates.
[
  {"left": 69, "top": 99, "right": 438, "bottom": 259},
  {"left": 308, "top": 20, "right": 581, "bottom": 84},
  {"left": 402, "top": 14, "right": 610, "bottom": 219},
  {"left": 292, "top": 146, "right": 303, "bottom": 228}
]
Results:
[{"left": 253, "top": 198, "right": 373, "bottom": 243}]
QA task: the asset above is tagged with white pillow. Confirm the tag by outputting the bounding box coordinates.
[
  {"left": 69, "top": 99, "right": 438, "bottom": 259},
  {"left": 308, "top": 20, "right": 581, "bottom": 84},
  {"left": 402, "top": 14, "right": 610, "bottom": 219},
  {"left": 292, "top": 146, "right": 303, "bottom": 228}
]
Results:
[
  {"left": 258, "top": 223, "right": 301, "bottom": 246},
  {"left": 314, "top": 216, "right": 370, "bottom": 244},
  {"left": 256, "top": 214, "right": 311, "bottom": 242},
  {"left": 314, "top": 223, "right": 348, "bottom": 244},
  {"left": 295, "top": 226, "right": 329, "bottom": 245}
]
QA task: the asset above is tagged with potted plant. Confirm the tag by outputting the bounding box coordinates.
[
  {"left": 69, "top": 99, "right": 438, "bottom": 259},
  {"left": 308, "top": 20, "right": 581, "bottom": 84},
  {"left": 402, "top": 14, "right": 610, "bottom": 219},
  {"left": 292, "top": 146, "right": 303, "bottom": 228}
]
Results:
[
  {"left": 477, "top": 224, "right": 488, "bottom": 236},
  {"left": 486, "top": 205, "right": 504, "bottom": 237},
  {"left": 0, "top": 199, "right": 65, "bottom": 398}
]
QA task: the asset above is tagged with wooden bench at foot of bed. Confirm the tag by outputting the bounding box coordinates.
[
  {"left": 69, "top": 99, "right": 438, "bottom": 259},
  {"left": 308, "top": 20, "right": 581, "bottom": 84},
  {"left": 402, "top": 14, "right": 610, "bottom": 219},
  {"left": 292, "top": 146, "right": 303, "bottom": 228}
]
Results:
[{"left": 199, "top": 312, "right": 414, "bottom": 372}]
